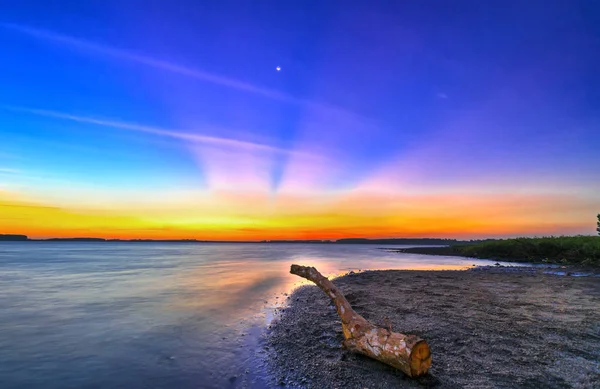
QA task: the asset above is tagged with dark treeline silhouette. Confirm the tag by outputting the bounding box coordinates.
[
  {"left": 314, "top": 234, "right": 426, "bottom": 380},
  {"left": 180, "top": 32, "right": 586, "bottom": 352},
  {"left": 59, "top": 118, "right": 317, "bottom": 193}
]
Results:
[
  {"left": 260, "top": 240, "right": 334, "bottom": 243},
  {"left": 0, "top": 234, "right": 28, "bottom": 241},
  {"left": 337, "top": 238, "right": 457, "bottom": 245}
]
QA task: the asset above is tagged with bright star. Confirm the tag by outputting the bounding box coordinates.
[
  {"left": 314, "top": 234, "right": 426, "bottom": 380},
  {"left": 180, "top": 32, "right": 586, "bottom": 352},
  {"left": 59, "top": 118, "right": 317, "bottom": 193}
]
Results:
[{"left": 276, "top": 66, "right": 281, "bottom": 71}]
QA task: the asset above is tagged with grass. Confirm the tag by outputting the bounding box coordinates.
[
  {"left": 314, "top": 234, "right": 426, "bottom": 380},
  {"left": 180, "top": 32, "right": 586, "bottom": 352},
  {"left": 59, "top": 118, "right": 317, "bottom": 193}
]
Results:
[{"left": 455, "top": 236, "right": 600, "bottom": 267}]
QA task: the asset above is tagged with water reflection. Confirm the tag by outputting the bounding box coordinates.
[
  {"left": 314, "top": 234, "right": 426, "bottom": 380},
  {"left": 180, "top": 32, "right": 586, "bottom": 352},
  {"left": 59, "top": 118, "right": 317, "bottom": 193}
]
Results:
[{"left": 0, "top": 243, "right": 522, "bottom": 389}]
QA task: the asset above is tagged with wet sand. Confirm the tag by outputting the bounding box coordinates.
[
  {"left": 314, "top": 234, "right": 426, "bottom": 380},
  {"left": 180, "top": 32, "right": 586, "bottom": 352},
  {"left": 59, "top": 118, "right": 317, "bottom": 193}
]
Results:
[{"left": 265, "top": 267, "right": 600, "bottom": 388}]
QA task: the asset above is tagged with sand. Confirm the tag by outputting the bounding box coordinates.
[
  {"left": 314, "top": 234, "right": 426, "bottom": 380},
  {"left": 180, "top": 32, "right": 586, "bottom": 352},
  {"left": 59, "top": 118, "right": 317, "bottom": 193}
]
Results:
[{"left": 265, "top": 267, "right": 600, "bottom": 388}]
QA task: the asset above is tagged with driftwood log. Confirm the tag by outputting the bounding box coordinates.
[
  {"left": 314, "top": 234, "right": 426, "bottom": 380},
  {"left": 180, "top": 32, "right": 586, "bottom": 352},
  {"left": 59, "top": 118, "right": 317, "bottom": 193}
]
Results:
[{"left": 290, "top": 264, "right": 431, "bottom": 377}]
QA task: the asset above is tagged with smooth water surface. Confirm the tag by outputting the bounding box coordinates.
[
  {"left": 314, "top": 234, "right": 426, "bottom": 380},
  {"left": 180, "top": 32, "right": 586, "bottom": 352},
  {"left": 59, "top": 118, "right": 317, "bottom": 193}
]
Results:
[{"left": 0, "top": 243, "right": 519, "bottom": 388}]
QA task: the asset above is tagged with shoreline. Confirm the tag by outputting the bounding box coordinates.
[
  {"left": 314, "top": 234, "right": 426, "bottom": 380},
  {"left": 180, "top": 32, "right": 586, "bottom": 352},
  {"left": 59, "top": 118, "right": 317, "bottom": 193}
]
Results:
[
  {"left": 386, "top": 245, "right": 600, "bottom": 270},
  {"left": 382, "top": 246, "right": 463, "bottom": 256},
  {"left": 265, "top": 266, "right": 600, "bottom": 388}
]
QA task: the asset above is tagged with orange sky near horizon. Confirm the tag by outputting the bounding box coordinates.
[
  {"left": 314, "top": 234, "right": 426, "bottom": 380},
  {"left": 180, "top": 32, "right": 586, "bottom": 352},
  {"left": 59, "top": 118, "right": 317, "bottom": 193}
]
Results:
[{"left": 2, "top": 189, "right": 597, "bottom": 240}]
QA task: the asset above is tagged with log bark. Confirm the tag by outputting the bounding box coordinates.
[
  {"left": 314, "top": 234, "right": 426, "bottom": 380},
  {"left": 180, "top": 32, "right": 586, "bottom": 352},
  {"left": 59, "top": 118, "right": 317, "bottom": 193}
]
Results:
[{"left": 290, "top": 264, "right": 431, "bottom": 377}]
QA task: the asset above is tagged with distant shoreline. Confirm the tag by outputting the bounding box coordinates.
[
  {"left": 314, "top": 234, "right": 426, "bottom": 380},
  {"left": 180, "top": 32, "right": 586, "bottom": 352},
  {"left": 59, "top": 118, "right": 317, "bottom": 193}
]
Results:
[
  {"left": 388, "top": 236, "right": 600, "bottom": 268},
  {"left": 0, "top": 234, "right": 465, "bottom": 245},
  {"left": 383, "top": 246, "right": 462, "bottom": 256}
]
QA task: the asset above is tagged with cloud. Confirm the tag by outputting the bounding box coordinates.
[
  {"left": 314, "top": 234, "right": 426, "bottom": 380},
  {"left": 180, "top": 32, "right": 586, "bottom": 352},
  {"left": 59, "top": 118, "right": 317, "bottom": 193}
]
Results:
[
  {"left": 0, "top": 105, "right": 310, "bottom": 156},
  {"left": 0, "top": 105, "right": 326, "bottom": 194},
  {"left": 0, "top": 23, "right": 372, "bottom": 131},
  {"left": 0, "top": 23, "right": 290, "bottom": 101}
]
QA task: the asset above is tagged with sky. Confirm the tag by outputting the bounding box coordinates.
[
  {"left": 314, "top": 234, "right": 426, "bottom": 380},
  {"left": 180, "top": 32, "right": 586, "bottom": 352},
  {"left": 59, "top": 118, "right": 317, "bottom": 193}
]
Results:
[{"left": 1, "top": 0, "right": 599, "bottom": 240}]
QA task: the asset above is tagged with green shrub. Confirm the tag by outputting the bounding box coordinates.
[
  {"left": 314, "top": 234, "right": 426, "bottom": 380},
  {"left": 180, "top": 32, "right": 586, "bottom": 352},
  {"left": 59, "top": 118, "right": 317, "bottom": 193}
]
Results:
[{"left": 455, "top": 236, "right": 600, "bottom": 266}]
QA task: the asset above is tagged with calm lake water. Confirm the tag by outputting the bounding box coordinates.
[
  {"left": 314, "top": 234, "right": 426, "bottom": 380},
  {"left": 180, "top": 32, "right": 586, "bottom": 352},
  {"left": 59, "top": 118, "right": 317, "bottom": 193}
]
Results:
[{"left": 0, "top": 242, "right": 518, "bottom": 388}]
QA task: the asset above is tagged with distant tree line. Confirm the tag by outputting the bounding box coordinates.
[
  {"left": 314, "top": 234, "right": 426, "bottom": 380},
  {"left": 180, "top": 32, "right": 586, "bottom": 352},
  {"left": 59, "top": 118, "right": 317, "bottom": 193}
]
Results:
[
  {"left": 336, "top": 238, "right": 460, "bottom": 245},
  {"left": 0, "top": 234, "right": 28, "bottom": 241}
]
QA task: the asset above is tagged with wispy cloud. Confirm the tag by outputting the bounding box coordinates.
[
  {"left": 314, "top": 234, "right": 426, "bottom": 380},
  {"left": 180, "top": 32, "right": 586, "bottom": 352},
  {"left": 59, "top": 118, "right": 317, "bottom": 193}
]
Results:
[
  {"left": 0, "top": 105, "right": 309, "bottom": 156},
  {"left": 0, "top": 23, "right": 290, "bottom": 101},
  {"left": 0, "top": 23, "right": 372, "bottom": 127},
  {"left": 0, "top": 23, "right": 382, "bottom": 193}
]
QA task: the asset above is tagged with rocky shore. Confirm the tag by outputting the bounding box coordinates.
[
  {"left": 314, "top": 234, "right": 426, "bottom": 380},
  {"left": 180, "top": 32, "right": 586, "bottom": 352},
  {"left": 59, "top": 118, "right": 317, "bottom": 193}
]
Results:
[{"left": 265, "top": 267, "right": 600, "bottom": 388}]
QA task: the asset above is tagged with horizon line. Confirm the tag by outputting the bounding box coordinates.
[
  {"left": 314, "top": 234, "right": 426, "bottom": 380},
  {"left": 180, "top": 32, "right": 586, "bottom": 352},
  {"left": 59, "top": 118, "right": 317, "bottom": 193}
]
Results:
[
  {"left": 0, "top": 234, "right": 474, "bottom": 242},
  {"left": 2, "top": 234, "right": 594, "bottom": 243}
]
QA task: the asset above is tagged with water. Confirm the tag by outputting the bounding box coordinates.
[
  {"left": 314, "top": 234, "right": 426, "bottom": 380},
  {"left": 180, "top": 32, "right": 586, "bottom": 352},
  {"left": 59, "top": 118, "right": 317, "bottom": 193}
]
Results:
[{"left": 0, "top": 242, "right": 519, "bottom": 388}]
